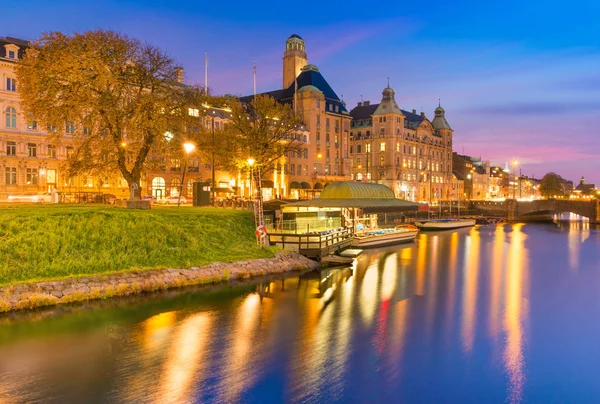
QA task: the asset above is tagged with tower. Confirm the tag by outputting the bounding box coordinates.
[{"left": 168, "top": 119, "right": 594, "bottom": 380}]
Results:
[{"left": 283, "top": 34, "right": 307, "bottom": 89}]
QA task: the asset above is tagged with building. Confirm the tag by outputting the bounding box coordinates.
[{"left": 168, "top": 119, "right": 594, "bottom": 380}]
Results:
[
  {"left": 572, "top": 176, "right": 597, "bottom": 199},
  {"left": 348, "top": 89, "right": 453, "bottom": 203},
  {"left": 452, "top": 153, "right": 490, "bottom": 200},
  {"left": 240, "top": 34, "right": 352, "bottom": 199}
]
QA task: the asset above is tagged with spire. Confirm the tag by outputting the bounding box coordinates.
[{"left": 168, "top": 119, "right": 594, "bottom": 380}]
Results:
[
  {"left": 387, "top": 77, "right": 390, "bottom": 88},
  {"left": 438, "top": 98, "right": 441, "bottom": 108}
]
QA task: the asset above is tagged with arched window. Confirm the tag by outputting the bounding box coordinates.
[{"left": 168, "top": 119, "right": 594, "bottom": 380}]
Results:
[
  {"left": 151, "top": 177, "right": 166, "bottom": 199},
  {"left": 5, "top": 107, "right": 16, "bottom": 128},
  {"left": 170, "top": 178, "right": 181, "bottom": 196}
]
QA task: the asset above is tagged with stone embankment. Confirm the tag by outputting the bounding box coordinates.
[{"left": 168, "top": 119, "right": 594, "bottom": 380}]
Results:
[{"left": 0, "top": 252, "right": 317, "bottom": 313}]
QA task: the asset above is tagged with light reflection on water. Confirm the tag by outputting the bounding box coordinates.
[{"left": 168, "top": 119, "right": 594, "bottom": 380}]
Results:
[{"left": 0, "top": 222, "right": 600, "bottom": 403}]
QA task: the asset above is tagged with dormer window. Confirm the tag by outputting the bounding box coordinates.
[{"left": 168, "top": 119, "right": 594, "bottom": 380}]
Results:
[{"left": 4, "top": 44, "right": 20, "bottom": 60}]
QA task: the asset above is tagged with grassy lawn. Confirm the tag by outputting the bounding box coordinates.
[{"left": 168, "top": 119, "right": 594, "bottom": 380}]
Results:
[{"left": 0, "top": 205, "right": 273, "bottom": 285}]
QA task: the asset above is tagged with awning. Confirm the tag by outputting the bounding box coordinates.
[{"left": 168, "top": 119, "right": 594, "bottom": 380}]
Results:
[
  {"left": 214, "top": 187, "right": 235, "bottom": 193},
  {"left": 314, "top": 182, "right": 324, "bottom": 190},
  {"left": 283, "top": 198, "right": 420, "bottom": 210},
  {"left": 301, "top": 182, "right": 311, "bottom": 189},
  {"left": 261, "top": 180, "right": 274, "bottom": 188},
  {"left": 289, "top": 181, "right": 301, "bottom": 189}
]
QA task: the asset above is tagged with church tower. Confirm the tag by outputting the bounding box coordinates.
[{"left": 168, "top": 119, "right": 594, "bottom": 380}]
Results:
[{"left": 283, "top": 34, "right": 308, "bottom": 89}]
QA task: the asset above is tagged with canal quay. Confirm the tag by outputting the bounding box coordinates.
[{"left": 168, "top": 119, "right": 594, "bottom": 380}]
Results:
[{"left": 0, "top": 218, "right": 599, "bottom": 403}]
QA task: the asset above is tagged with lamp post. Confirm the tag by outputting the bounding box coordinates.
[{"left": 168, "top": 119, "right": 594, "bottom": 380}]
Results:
[
  {"left": 247, "top": 157, "right": 255, "bottom": 199},
  {"left": 178, "top": 142, "right": 195, "bottom": 207}
]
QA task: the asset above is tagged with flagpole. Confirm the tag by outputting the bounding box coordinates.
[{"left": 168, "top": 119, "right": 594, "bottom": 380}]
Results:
[{"left": 205, "top": 51, "right": 208, "bottom": 95}]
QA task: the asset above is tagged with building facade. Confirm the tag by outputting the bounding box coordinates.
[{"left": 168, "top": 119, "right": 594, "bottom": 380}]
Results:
[{"left": 349, "top": 88, "right": 453, "bottom": 203}]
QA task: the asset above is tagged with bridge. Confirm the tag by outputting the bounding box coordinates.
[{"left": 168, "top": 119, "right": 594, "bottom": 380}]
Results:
[{"left": 471, "top": 199, "right": 600, "bottom": 223}]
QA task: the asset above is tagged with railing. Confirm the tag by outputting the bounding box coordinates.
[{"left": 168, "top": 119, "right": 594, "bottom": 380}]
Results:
[
  {"left": 267, "top": 228, "right": 353, "bottom": 257},
  {"left": 265, "top": 218, "right": 342, "bottom": 233}
]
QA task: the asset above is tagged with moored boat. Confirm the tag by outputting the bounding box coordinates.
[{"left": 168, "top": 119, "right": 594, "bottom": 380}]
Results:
[
  {"left": 413, "top": 218, "right": 476, "bottom": 230},
  {"left": 352, "top": 224, "right": 419, "bottom": 248}
]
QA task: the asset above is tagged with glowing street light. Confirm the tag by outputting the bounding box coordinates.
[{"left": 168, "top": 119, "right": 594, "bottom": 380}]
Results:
[{"left": 178, "top": 142, "right": 196, "bottom": 207}]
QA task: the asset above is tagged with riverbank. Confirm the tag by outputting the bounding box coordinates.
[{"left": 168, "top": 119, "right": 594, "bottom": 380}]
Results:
[
  {"left": 0, "top": 251, "right": 318, "bottom": 312},
  {"left": 0, "top": 205, "right": 274, "bottom": 285}
]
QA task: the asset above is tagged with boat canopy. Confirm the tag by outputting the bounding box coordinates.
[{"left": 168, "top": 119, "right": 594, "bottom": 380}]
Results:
[{"left": 283, "top": 182, "right": 420, "bottom": 210}]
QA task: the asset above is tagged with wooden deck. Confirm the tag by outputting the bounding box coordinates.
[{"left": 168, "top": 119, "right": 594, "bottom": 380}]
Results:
[{"left": 267, "top": 228, "right": 353, "bottom": 259}]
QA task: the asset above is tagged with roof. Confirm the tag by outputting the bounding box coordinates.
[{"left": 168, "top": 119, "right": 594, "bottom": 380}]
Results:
[
  {"left": 321, "top": 182, "right": 395, "bottom": 199},
  {"left": 432, "top": 105, "right": 452, "bottom": 130},
  {"left": 288, "top": 34, "right": 303, "bottom": 40},
  {"left": 240, "top": 65, "right": 347, "bottom": 114},
  {"left": 283, "top": 181, "right": 420, "bottom": 210},
  {"left": 349, "top": 103, "right": 429, "bottom": 128},
  {"left": 0, "top": 36, "right": 29, "bottom": 60}
]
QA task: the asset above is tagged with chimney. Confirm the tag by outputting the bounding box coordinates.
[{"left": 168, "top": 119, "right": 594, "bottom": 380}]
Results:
[
  {"left": 175, "top": 67, "right": 184, "bottom": 84},
  {"left": 420, "top": 111, "right": 425, "bottom": 117},
  {"left": 357, "top": 101, "right": 363, "bottom": 107},
  {"left": 363, "top": 101, "right": 370, "bottom": 106},
  {"left": 412, "top": 109, "right": 416, "bottom": 114}
]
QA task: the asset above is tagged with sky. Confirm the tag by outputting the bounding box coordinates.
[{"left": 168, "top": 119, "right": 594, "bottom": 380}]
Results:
[{"left": 4, "top": 0, "right": 600, "bottom": 184}]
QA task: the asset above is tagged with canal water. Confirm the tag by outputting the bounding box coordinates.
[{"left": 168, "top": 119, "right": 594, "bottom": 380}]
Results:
[{"left": 1, "top": 221, "right": 599, "bottom": 403}]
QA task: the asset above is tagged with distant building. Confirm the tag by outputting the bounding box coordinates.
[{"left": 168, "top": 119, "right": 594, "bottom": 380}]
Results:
[{"left": 348, "top": 91, "right": 453, "bottom": 203}]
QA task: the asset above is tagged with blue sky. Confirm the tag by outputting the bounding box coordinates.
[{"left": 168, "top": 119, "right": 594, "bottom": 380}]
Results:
[{"left": 5, "top": 0, "right": 600, "bottom": 184}]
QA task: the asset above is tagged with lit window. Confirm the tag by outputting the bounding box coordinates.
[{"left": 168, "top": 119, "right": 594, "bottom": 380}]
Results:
[
  {"left": 26, "top": 168, "right": 38, "bottom": 185},
  {"left": 48, "top": 145, "right": 57, "bottom": 158},
  {"left": 28, "top": 143, "right": 37, "bottom": 157},
  {"left": 66, "top": 146, "right": 74, "bottom": 158},
  {"left": 188, "top": 108, "right": 199, "bottom": 117},
  {"left": 380, "top": 142, "right": 386, "bottom": 152},
  {"left": 5, "top": 167, "right": 17, "bottom": 185},
  {"left": 380, "top": 156, "right": 385, "bottom": 166}
]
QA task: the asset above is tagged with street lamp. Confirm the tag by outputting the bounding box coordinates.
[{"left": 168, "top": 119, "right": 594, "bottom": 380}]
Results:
[
  {"left": 247, "top": 157, "right": 255, "bottom": 199},
  {"left": 178, "top": 142, "right": 195, "bottom": 207}
]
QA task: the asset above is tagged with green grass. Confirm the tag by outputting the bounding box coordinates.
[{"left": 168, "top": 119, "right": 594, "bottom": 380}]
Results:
[{"left": 0, "top": 205, "right": 273, "bottom": 285}]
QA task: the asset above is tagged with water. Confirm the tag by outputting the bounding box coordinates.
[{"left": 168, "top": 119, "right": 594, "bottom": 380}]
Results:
[{"left": 1, "top": 221, "right": 600, "bottom": 403}]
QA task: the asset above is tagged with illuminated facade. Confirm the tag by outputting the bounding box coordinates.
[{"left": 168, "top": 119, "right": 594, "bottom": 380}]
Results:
[{"left": 349, "top": 90, "right": 453, "bottom": 203}]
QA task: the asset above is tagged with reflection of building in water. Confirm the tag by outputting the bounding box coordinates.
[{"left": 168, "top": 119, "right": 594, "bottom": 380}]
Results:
[
  {"left": 461, "top": 227, "right": 480, "bottom": 353},
  {"left": 504, "top": 224, "right": 528, "bottom": 404}
]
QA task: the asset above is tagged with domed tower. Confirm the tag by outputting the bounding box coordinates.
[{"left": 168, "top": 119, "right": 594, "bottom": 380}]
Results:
[
  {"left": 432, "top": 102, "right": 453, "bottom": 145},
  {"left": 283, "top": 34, "right": 308, "bottom": 89}
]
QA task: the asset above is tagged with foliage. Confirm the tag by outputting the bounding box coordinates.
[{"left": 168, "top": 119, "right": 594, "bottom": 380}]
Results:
[
  {"left": 539, "top": 172, "right": 565, "bottom": 198},
  {"left": 15, "top": 30, "right": 203, "bottom": 197},
  {"left": 0, "top": 205, "right": 273, "bottom": 285},
  {"left": 214, "top": 94, "right": 302, "bottom": 174}
]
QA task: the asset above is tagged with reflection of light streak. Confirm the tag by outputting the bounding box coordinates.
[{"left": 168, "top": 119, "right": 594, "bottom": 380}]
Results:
[
  {"left": 445, "top": 231, "right": 459, "bottom": 335},
  {"left": 489, "top": 225, "right": 506, "bottom": 339},
  {"left": 141, "top": 311, "right": 176, "bottom": 351},
  {"left": 567, "top": 217, "right": 590, "bottom": 272},
  {"left": 155, "top": 313, "right": 213, "bottom": 404},
  {"left": 220, "top": 294, "right": 261, "bottom": 403},
  {"left": 360, "top": 263, "right": 380, "bottom": 326},
  {"left": 426, "top": 236, "right": 439, "bottom": 334},
  {"left": 416, "top": 234, "right": 427, "bottom": 295},
  {"left": 387, "top": 299, "right": 409, "bottom": 381},
  {"left": 461, "top": 228, "right": 480, "bottom": 353},
  {"left": 504, "top": 224, "right": 528, "bottom": 404},
  {"left": 381, "top": 253, "right": 398, "bottom": 301}
]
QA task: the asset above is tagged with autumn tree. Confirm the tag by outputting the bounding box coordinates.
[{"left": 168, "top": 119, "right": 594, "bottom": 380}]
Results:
[
  {"left": 219, "top": 94, "right": 301, "bottom": 180},
  {"left": 540, "top": 172, "right": 565, "bottom": 198},
  {"left": 16, "top": 30, "right": 193, "bottom": 198}
]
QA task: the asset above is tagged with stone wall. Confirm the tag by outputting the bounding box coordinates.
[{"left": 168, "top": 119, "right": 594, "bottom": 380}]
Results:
[{"left": 0, "top": 252, "right": 318, "bottom": 313}]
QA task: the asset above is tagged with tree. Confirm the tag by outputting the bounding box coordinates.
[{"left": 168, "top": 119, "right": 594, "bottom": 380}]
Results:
[
  {"left": 16, "top": 30, "right": 190, "bottom": 198},
  {"left": 219, "top": 94, "right": 301, "bottom": 177},
  {"left": 540, "top": 172, "right": 565, "bottom": 198}
]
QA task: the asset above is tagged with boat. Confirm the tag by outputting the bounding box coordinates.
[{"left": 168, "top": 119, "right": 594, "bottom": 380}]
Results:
[
  {"left": 413, "top": 218, "right": 476, "bottom": 230},
  {"left": 352, "top": 224, "right": 419, "bottom": 248}
]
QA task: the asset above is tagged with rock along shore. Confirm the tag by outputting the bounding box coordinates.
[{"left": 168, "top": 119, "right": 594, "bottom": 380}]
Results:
[{"left": 0, "top": 252, "right": 318, "bottom": 313}]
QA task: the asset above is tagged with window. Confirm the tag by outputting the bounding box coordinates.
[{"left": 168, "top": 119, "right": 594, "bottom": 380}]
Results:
[
  {"left": 27, "top": 113, "right": 37, "bottom": 130},
  {"left": 357, "top": 173, "right": 363, "bottom": 181},
  {"left": 188, "top": 108, "right": 199, "bottom": 117},
  {"left": 27, "top": 143, "right": 37, "bottom": 157},
  {"left": 66, "top": 146, "right": 74, "bottom": 158},
  {"left": 303, "top": 148, "right": 308, "bottom": 159},
  {"left": 365, "top": 143, "right": 371, "bottom": 153},
  {"left": 380, "top": 142, "right": 386, "bottom": 152},
  {"left": 5, "top": 107, "right": 16, "bottom": 128},
  {"left": 380, "top": 156, "right": 385, "bottom": 166},
  {"left": 303, "top": 165, "right": 308, "bottom": 175},
  {"left": 48, "top": 145, "right": 57, "bottom": 158},
  {"left": 357, "top": 158, "right": 362, "bottom": 167},
  {"left": 357, "top": 145, "right": 362, "bottom": 153},
  {"left": 26, "top": 168, "right": 38, "bottom": 185},
  {"left": 66, "top": 121, "right": 75, "bottom": 134},
  {"left": 350, "top": 146, "right": 353, "bottom": 154},
  {"left": 5, "top": 167, "right": 17, "bottom": 185},
  {"left": 6, "top": 141, "right": 16, "bottom": 156},
  {"left": 290, "top": 164, "right": 296, "bottom": 174},
  {"left": 8, "top": 51, "right": 15, "bottom": 59},
  {"left": 6, "top": 78, "right": 16, "bottom": 92}
]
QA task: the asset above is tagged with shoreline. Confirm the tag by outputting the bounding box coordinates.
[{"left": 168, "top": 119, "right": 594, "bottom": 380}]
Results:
[{"left": 0, "top": 251, "right": 318, "bottom": 313}]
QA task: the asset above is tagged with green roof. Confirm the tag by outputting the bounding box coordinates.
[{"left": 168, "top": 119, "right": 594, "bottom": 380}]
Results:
[{"left": 320, "top": 182, "right": 395, "bottom": 199}]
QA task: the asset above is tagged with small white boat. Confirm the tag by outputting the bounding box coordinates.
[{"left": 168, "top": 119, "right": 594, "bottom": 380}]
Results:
[
  {"left": 352, "top": 225, "right": 419, "bottom": 248},
  {"left": 413, "top": 219, "right": 476, "bottom": 230}
]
